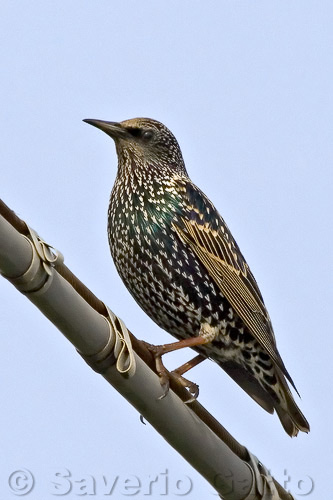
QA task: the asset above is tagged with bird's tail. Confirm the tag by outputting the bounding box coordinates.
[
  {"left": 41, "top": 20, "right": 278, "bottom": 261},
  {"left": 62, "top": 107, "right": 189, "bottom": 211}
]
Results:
[
  {"left": 220, "top": 359, "right": 309, "bottom": 437},
  {"left": 274, "top": 367, "right": 310, "bottom": 437}
]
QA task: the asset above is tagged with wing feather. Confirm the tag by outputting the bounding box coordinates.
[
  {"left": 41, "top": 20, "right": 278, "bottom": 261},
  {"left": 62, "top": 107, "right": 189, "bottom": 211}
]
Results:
[{"left": 173, "top": 191, "right": 297, "bottom": 391}]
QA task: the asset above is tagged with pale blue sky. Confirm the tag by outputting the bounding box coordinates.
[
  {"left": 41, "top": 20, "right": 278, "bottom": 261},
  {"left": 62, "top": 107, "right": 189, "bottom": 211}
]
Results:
[{"left": 1, "top": 1, "right": 331, "bottom": 498}]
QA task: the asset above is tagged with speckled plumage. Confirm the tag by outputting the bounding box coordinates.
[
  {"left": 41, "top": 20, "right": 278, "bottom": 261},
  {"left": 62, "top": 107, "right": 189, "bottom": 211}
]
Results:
[{"left": 84, "top": 117, "right": 309, "bottom": 437}]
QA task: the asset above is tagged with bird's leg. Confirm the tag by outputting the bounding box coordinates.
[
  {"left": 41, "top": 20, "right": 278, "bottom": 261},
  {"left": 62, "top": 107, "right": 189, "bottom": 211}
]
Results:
[
  {"left": 143, "top": 325, "right": 217, "bottom": 400},
  {"left": 172, "top": 354, "right": 206, "bottom": 376}
]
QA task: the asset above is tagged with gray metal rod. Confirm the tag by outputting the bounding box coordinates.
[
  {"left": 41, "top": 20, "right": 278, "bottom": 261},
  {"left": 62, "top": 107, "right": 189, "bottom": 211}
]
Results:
[
  {"left": 0, "top": 215, "right": 32, "bottom": 277},
  {"left": 103, "top": 356, "right": 253, "bottom": 499},
  {"left": 0, "top": 215, "right": 110, "bottom": 356}
]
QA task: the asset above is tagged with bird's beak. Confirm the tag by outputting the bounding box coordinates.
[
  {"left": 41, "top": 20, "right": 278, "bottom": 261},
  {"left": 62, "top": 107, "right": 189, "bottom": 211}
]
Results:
[{"left": 83, "top": 119, "right": 128, "bottom": 140}]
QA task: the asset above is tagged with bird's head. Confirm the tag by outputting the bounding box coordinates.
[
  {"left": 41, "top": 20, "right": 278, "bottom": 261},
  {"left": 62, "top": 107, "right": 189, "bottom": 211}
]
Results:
[{"left": 83, "top": 117, "right": 187, "bottom": 175}]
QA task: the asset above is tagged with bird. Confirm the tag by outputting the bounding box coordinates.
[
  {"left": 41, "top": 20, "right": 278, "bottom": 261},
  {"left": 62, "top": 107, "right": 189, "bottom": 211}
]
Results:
[{"left": 83, "top": 116, "right": 310, "bottom": 437}]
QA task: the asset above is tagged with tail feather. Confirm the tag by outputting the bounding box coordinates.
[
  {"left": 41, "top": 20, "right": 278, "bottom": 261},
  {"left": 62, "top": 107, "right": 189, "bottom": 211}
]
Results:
[
  {"left": 221, "top": 360, "right": 275, "bottom": 413},
  {"left": 219, "top": 360, "right": 310, "bottom": 437},
  {"left": 274, "top": 367, "right": 310, "bottom": 437}
]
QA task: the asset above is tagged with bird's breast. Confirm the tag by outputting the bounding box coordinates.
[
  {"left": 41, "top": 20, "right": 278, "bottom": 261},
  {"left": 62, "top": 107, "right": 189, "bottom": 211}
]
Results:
[{"left": 107, "top": 180, "right": 231, "bottom": 339}]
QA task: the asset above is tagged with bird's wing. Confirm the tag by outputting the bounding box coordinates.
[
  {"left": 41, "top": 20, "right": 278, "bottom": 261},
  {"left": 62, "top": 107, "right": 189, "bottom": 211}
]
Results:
[{"left": 173, "top": 181, "right": 295, "bottom": 387}]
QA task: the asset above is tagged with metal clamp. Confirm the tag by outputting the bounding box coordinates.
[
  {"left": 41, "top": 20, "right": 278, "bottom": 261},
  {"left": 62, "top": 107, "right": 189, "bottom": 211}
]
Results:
[
  {"left": 106, "top": 306, "right": 136, "bottom": 376},
  {"left": 243, "top": 451, "right": 295, "bottom": 500},
  {"left": 79, "top": 306, "right": 136, "bottom": 377},
  {"left": 4, "top": 225, "right": 63, "bottom": 293},
  {"left": 27, "top": 226, "right": 64, "bottom": 274}
]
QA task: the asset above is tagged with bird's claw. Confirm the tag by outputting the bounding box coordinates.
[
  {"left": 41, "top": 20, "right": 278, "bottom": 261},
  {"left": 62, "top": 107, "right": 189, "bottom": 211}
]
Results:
[
  {"left": 157, "top": 374, "right": 170, "bottom": 400},
  {"left": 141, "top": 341, "right": 172, "bottom": 398},
  {"left": 170, "top": 371, "right": 199, "bottom": 403},
  {"left": 141, "top": 340, "right": 199, "bottom": 402}
]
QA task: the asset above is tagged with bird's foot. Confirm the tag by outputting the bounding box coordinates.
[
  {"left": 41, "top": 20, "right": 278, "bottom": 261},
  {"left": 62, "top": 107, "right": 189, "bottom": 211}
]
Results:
[
  {"left": 141, "top": 341, "right": 199, "bottom": 402},
  {"left": 141, "top": 341, "right": 172, "bottom": 399}
]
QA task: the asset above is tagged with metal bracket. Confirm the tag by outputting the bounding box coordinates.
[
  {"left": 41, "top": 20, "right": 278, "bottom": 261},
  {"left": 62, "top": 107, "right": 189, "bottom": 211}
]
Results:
[
  {"left": 244, "top": 451, "right": 295, "bottom": 499},
  {"left": 79, "top": 305, "right": 136, "bottom": 377},
  {"left": 3, "top": 225, "right": 63, "bottom": 293}
]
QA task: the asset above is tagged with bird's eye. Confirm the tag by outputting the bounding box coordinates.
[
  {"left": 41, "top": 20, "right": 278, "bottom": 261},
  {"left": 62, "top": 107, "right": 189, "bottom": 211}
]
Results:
[{"left": 142, "top": 130, "right": 154, "bottom": 142}]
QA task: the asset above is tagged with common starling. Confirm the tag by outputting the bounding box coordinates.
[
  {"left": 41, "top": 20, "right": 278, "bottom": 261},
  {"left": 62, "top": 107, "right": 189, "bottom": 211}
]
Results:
[{"left": 84, "top": 117, "right": 309, "bottom": 437}]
